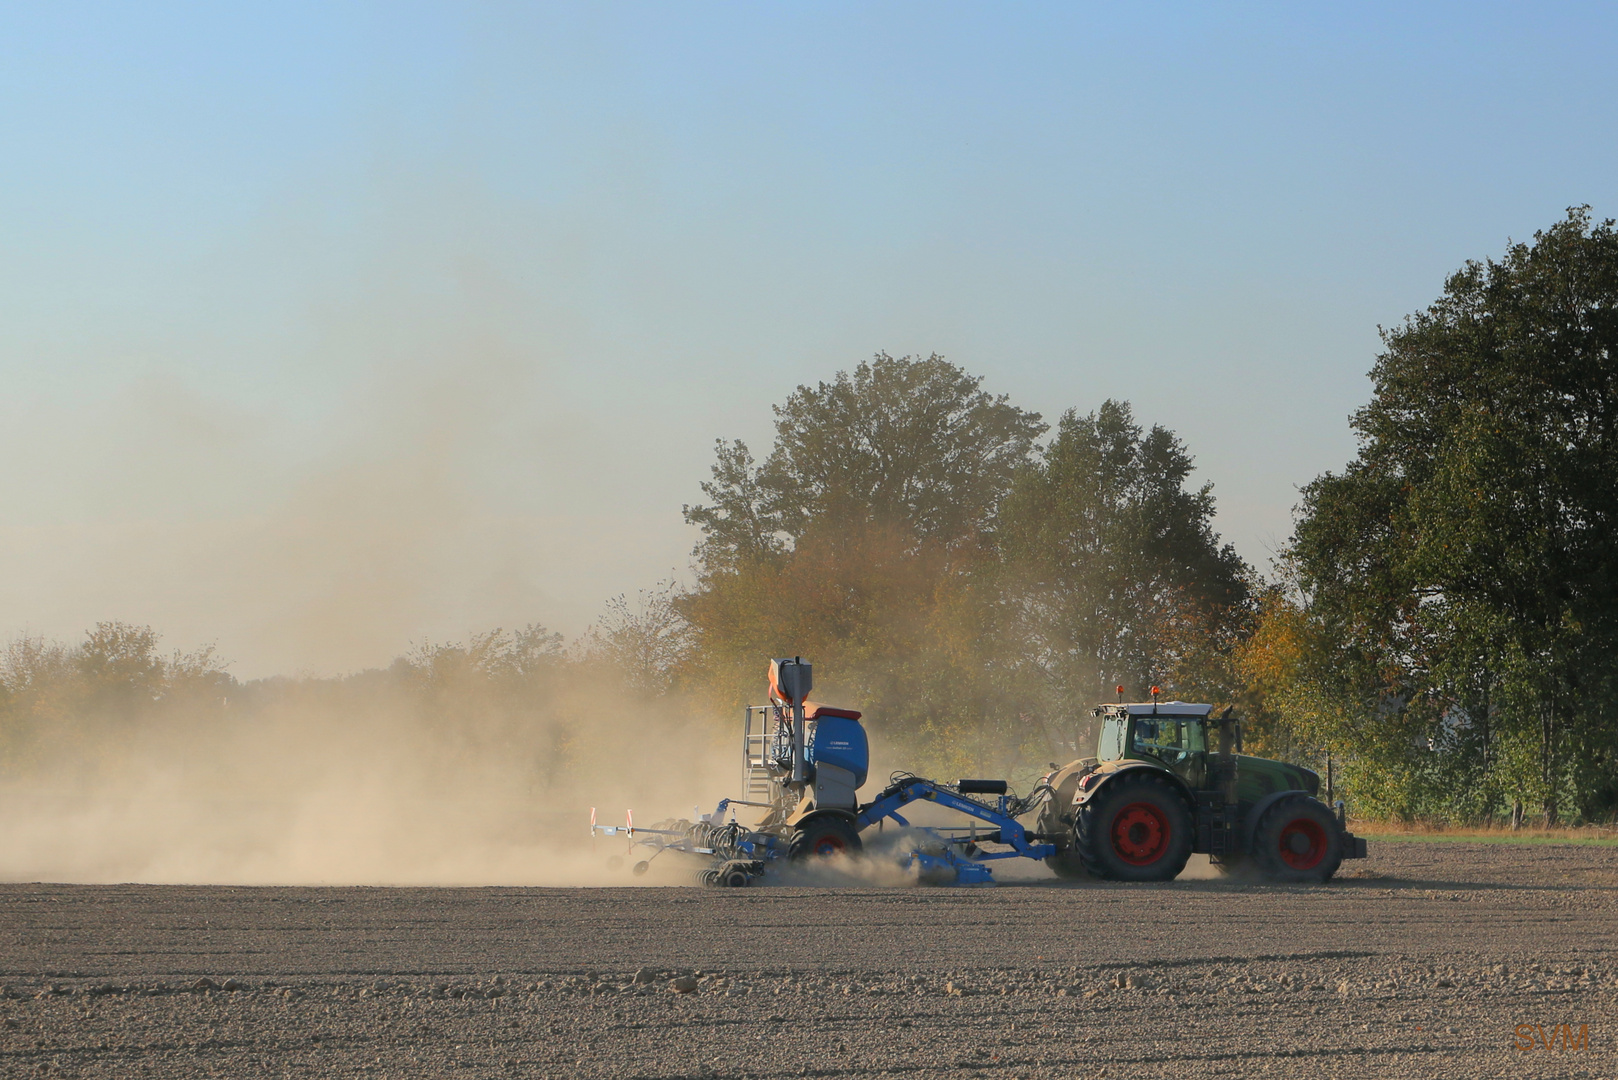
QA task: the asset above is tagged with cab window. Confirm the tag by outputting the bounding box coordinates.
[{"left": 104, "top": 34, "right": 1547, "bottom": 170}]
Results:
[
  {"left": 1130, "top": 718, "right": 1206, "bottom": 762},
  {"left": 1097, "top": 717, "right": 1125, "bottom": 761}
]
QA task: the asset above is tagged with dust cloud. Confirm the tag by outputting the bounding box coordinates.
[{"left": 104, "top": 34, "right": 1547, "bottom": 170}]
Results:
[
  {"left": 0, "top": 171, "right": 701, "bottom": 681},
  {"left": 0, "top": 188, "right": 737, "bottom": 885},
  {"left": 0, "top": 641, "right": 743, "bottom": 886}
]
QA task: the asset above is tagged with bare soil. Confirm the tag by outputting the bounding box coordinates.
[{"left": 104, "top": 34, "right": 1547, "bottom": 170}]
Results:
[{"left": 2, "top": 841, "right": 1615, "bottom": 1078}]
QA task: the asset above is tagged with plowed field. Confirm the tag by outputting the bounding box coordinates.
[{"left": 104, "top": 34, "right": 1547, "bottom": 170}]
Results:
[{"left": 2, "top": 841, "right": 1614, "bottom": 1078}]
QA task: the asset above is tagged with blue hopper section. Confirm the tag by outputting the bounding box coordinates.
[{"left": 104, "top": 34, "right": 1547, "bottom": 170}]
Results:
[{"left": 808, "top": 715, "right": 868, "bottom": 788}]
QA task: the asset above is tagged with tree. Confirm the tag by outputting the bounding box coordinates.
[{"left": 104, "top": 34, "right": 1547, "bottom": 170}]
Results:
[
  {"left": 678, "top": 354, "right": 1046, "bottom": 771},
  {"left": 681, "top": 440, "right": 785, "bottom": 576},
  {"left": 1290, "top": 207, "right": 1618, "bottom": 823},
  {"left": 998, "top": 400, "right": 1251, "bottom": 721},
  {"left": 575, "top": 581, "right": 693, "bottom": 696},
  {"left": 679, "top": 359, "right": 1252, "bottom": 778},
  {"left": 683, "top": 353, "right": 1045, "bottom": 572}
]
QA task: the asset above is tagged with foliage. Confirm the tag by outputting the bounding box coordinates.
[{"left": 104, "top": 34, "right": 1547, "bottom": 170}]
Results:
[
  {"left": 680, "top": 440, "right": 784, "bottom": 575},
  {"left": 0, "top": 617, "right": 723, "bottom": 818},
  {"left": 0, "top": 622, "right": 229, "bottom": 777},
  {"left": 683, "top": 352, "right": 1045, "bottom": 575},
  {"left": 1285, "top": 207, "right": 1618, "bottom": 824},
  {"left": 998, "top": 400, "right": 1252, "bottom": 722},
  {"left": 573, "top": 581, "right": 692, "bottom": 696},
  {"left": 679, "top": 358, "right": 1251, "bottom": 779}
]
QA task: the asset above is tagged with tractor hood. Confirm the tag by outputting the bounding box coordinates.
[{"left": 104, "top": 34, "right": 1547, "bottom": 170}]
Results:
[{"left": 1232, "top": 754, "right": 1319, "bottom": 800}]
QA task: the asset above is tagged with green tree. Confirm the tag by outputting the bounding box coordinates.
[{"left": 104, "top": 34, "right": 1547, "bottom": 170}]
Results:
[
  {"left": 679, "top": 354, "right": 1045, "bottom": 772},
  {"left": 998, "top": 400, "right": 1252, "bottom": 724},
  {"left": 680, "top": 358, "right": 1257, "bottom": 778},
  {"left": 683, "top": 352, "right": 1045, "bottom": 571},
  {"left": 681, "top": 440, "right": 784, "bottom": 575},
  {"left": 1290, "top": 207, "right": 1618, "bottom": 823}
]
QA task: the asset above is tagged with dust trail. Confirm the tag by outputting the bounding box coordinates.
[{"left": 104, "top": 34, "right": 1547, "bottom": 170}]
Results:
[
  {"left": 0, "top": 627, "right": 739, "bottom": 886},
  {"left": 1177, "top": 854, "right": 1224, "bottom": 880}
]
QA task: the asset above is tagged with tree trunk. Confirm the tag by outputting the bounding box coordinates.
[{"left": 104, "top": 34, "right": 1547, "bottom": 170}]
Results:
[{"left": 1541, "top": 697, "right": 1558, "bottom": 828}]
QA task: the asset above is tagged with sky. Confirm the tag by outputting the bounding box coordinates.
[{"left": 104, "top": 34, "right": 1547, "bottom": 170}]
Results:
[{"left": 1, "top": 2, "right": 1614, "bottom": 677}]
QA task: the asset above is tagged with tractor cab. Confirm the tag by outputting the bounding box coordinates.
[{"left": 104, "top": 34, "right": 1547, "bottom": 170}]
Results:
[
  {"left": 1097, "top": 701, "right": 1217, "bottom": 786},
  {"left": 1129, "top": 713, "right": 1208, "bottom": 771}
]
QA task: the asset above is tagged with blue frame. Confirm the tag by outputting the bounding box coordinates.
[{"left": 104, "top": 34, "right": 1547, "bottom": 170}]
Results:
[
  {"left": 600, "top": 778, "right": 1058, "bottom": 885},
  {"left": 855, "top": 779, "right": 1057, "bottom": 866}
]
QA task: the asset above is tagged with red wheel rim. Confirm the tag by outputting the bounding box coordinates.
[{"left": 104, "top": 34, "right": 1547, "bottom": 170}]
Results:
[
  {"left": 813, "top": 834, "right": 847, "bottom": 856},
  {"left": 1278, "top": 817, "right": 1327, "bottom": 869},
  {"left": 1110, "top": 802, "right": 1171, "bottom": 865}
]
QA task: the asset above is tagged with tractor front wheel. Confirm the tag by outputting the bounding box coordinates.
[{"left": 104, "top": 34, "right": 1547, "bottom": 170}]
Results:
[
  {"left": 1252, "top": 796, "right": 1343, "bottom": 883},
  {"left": 1075, "top": 775, "right": 1193, "bottom": 882},
  {"left": 788, "top": 815, "right": 863, "bottom": 861}
]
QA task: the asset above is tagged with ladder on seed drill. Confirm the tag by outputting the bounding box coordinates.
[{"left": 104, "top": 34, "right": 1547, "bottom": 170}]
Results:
[{"left": 741, "top": 705, "right": 789, "bottom": 804}]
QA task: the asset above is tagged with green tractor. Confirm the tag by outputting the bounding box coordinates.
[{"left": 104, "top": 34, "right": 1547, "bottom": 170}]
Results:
[{"left": 1036, "top": 699, "right": 1367, "bottom": 883}]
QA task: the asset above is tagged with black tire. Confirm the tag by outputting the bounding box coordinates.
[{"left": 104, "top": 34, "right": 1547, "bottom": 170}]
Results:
[
  {"left": 714, "top": 860, "right": 754, "bottom": 887},
  {"left": 787, "top": 814, "right": 863, "bottom": 861},
  {"left": 1252, "top": 796, "right": 1343, "bottom": 883},
  {"left": 1075, "top": 774, "right": 1193, "bottom": 882}
]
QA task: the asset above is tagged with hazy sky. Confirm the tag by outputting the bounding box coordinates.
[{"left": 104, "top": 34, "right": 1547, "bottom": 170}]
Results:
[{"left": 2, "top": 3, "right": 1615, "bottom": 676}]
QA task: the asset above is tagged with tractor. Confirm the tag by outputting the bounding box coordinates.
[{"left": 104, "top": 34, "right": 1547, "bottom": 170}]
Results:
[
  {"left": 1036, "top": 694, "right": 1366, "bottom": 883},
  {"left": 592, "top": 660, "right": 1365, "bottom": 885}
]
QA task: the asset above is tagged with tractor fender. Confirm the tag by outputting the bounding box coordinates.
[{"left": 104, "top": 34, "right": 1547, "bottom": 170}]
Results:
[
  {"left": 1241, "top": 790, "right": 1313, "bottom": 848},
  {"left": 785, "top": 804, "right": 859, "bottom": 830},
  {"left": 1073, "top": 760, "right": 1195, "bottom": 811}
]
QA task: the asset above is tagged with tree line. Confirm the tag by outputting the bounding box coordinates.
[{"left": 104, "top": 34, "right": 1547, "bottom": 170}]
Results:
[
  {"left": 3, "top": 208, "right": 1614, "bottom": 825},
  {"left": 675, "top": 207, "right": 1618, "bottom": 823}
]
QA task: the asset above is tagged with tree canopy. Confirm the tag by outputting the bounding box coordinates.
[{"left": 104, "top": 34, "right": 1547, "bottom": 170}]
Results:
[
  {"left": 1285, "top": 207, "right": 1618, "bottom": 823},
  {"left": 679, "top": 357, "right": 1248, "bottom": 774},
  {"left": 683, "top": 353, "right": 1045, "bottom": 574},
  {"left": 999, "top": 400, "right": 1252, "bottom": 709}
]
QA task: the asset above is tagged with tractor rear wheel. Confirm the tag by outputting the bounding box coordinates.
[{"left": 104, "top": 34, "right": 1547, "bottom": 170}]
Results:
[
  {"left": 788, "top": 815, "right": 863, "bottom": 861},
  {"left": 1252, "top": 796, "right": 1343, "bottom": 883},
  {"left": 1075, "top": 775, "right": 1193, "bottom": 881}
]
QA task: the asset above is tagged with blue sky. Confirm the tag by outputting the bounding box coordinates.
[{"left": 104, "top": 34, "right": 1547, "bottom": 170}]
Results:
[{"left": 2, "top": 3, "right": 1614, "bottom": 675}]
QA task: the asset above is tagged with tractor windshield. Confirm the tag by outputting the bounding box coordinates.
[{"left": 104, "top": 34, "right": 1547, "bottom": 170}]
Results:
[{"left": 1130, "top": 717, "right": 1207, "bottom": 764}]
